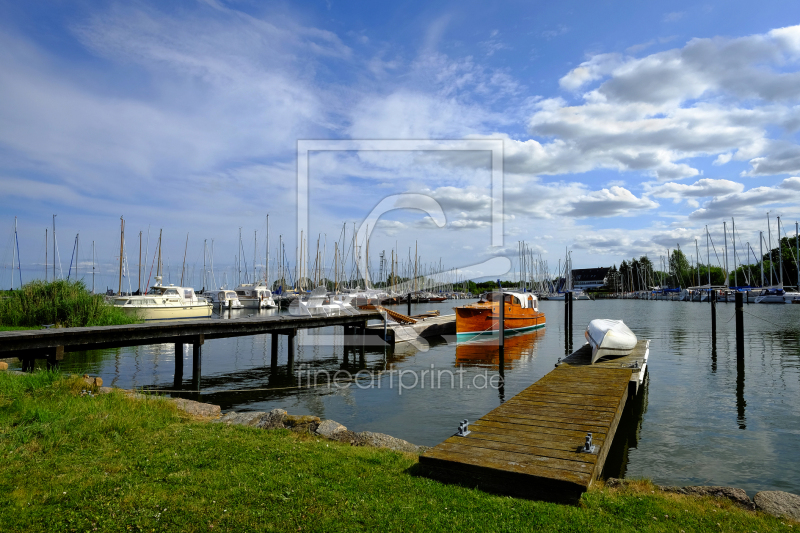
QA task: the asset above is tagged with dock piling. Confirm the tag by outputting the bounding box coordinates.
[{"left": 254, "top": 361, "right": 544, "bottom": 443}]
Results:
[
  {"left": 735, "top": 292, "right": 744, "bottom": 360},
  {"left": 710, "top": 290, "right": 717, "bottom": 340},
  {"left": 407, "top": 293, "right": 411, "bottom": 316},
  {"left": 568, "top": 294, "right": 573, "bottom": 351},
  {"left": 271, "top": 333, "right": 279, "bottom": 368},
  {"left": 191, "top": 335, "right": 204, "bottom": 390},
  {"left": 287, "top": 329, "right": 296, "bottom": 372},
  {"left": 174, "top": 342, "right": 184, "bottom": 388}
]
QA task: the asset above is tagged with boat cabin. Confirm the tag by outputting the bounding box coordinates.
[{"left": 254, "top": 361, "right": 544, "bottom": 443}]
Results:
[{"left": 481, "top": 291, "right": 539, "bottom": 311}]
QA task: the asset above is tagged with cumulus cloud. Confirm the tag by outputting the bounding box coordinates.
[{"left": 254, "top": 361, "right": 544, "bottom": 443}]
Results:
[
  {"left": 510, "top": 25, "right": 800, "bottom": 182},
  {"left": 563, "top": 186, "right": 658, "bottom": 217},
  {"left": 649, "top": 178, "right": 745, "bottom": 207},
  {"left": 688, "top": 181, "right": 800, "bottom": 220}
]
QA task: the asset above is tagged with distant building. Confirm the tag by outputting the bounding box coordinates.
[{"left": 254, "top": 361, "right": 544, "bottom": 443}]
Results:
[{"left": 572, "top": 267, "right": 611, "bottom": 290}]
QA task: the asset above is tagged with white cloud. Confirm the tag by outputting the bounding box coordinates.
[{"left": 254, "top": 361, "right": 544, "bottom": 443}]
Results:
[
  {"left": 563, "top": 186, "right": 658, "bottom": 217},
  {"left": 649, "top": 179, "right": 745, "bottom": 206}
]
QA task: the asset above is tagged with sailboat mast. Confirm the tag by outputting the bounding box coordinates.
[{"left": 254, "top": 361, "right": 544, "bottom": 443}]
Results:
[
  {"left": 45, "top": 228, "right": 47, "bottom": 282},
  {"left": 760, "top": 231, "right": 764, "bottom": 287},
  {"left": 157, "top": 229, "right": 162, "bottom": 280},
  {"left": 723, "top": 221, "right": 728, "bottom": 287},
  {"left": 118, "top": 217, "right": 124, "bottom": 295},
  {"left": 203, "top": 240, "right": 207, "bottom": 290},
  {"left": 706, "top": 226, "right": 711, "bottom": 288},
  {"left": 767, "top": 213, "right": 773, "bottom": 286},
  {"left": 11, "top": 217, "right": 16, "bottom": 290},
  {"left": 732, "top": 218, "right": 737, "bottom": 287},
  {"left": 92, "top": 241, "right": 95, "bottom": 293},
  {"left": 778, "top": 216, "right": 783, "bottom": 287},
  {"left": 52, "top": 215, "right": 56, "bottom": 280},
  {"left": 181, "top": 233, "right": 188, "bottom": 286},
  {"left": 266, "top": 214, "right": 270, "bottom": 286},
  {"left": 696, "top": 239, "right": 700, "bottom": 287}
]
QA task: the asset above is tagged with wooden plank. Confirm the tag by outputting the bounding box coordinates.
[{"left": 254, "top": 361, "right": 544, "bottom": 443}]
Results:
[
  {"left": 423, "top": 444, "right": 591, "bottom": 486},
  {"left": 474, "top": 416, "right": 611, "bottom": 436},
  {"left": 503, "top": 397, "right": 618, "bottom": 413},
  {"left": 469, "top": 419, "right": 609, "bottom": 441},
  {"left": 507, "top": 391, "right": 622, "bottom": 408},
  {"left": 492, "top": 405, "right": 616, "bottom": 425},
  {"left": 463, "top": 428, "right": 605, "bottom": 455},
  {"left": 435, "top": 440, "right": 595, "bottom": 474},
  {"left": 497, "top": 402, "right": 618, "bottom": 419}
]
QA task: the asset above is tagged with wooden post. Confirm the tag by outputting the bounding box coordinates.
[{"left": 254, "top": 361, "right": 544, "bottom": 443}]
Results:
[
  {"left": 711, "top": 290, "right": 717, "bottom": 341},
  {"left": 568, "top": 293, "right": 573, "bottom": 351},
  {"left": 499, "top": 286, "right": 504, "bottom": 349},
  {"left": 174, "top": 342, "right": 184, "bottom": 388},
  {"left": 564, "top": 294, "right": 569, "bottom": 353},
  {"left": 271, "top": 333, "right": 279, "bottom": 368},
  {"left": 407, "top": 293, "right": 411, "bottom": 317},
  {"left": 192, "top": 335, "right": 204, "bottom": 391},
  {"left": 735, "top": 291, "right": 744, "bottom": 360},
  {"left": 287, "top": 329, "right": 296, "bottom": 373}
]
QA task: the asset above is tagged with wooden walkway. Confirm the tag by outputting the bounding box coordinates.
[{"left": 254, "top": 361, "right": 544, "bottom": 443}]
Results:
[{"left": 420, "top": 340, "right": 650, "bottom": 501}]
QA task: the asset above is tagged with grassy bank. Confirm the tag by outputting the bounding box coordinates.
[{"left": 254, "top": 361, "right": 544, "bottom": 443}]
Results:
[
  {"left": 0, "top": 280, "right": 141, "bottom": 328},
  {"left": 0, "top": 371, "right": 793, "bottom": 532}
]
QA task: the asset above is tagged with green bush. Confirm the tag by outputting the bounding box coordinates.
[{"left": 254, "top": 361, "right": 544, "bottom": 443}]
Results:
[{"left": 0, "top": 280, "right": 141, "bottom": 328}]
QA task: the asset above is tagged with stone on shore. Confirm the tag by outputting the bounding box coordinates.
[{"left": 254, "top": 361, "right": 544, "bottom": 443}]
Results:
[
  {"left": 172, "top": 398, "right": 222, "bottom": 419},
  {"left": 356, "top": 431, "right": 430, "bottom": 454},
  {"left": 659, "top": 485, "right": 754, "bottom": 510},
  {"left": 754, "top": 490, "right": 800, "bottom": 520},
  {"left": 213, "top": 411, "right": 264, "bottom": 426},
  {"left": 316, "top": 419, "right": 347, "bottom": 438},
  {"left": 255, "top": 409, "right": 287, "bottom": 429},
  {"left": 0, "top": 362, "right": 8, "bottom": 371}
]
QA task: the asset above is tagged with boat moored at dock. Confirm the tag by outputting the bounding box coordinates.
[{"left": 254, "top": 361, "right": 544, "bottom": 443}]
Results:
[
  {"left": 454, "top": 291, "right": 545, "bottom": 338},
  {"left": 585, "top": 319, "right": 637, "bottom": 364},
  {"left": 234, "top": 281, "right": 277, "bottom": 309},
  {"left": 110, "top": 277, "right": 212, "bottom": 320}
]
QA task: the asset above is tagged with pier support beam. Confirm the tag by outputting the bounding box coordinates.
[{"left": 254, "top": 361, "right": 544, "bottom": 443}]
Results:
[
  {"left": 287, "top": 329, "right": 296, "bottom": 373},
  {"left": 46, "top": 345, "right": 64, "bottom": 370},
  {"left": 271, "top": 333, "right": 279, "bottom": 368},
  {"left": 174, "top": 342, "right": 184, "bottom": 389},
  {"left": 192, "top": 335, "right": 204, "bottom": 391},
  {"left": 564, "top": 295, "right": 569, "bottom": 353}
]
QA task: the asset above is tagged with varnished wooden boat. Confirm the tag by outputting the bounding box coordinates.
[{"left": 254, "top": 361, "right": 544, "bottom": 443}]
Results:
[{"left": 455, "top": 291, "right": 545, "bottom": 338}]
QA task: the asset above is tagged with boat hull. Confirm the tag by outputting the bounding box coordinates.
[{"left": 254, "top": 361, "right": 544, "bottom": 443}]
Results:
[
  {"left": 118, "top": 304, "right": 212, "bottom": 320},
  {"left": 585, "top": 319, "right": 637, "bottom": 364},
  {"left": 455, "top": 303, "right": 546, "bottom": 337}
]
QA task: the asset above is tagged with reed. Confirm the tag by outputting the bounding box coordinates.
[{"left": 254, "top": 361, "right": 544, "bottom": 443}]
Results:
[{"left": 0, "top": 280, "right": 141, "bottom": 328}]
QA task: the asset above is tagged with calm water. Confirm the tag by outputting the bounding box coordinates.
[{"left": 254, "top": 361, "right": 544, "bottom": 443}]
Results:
[{"left": 20, "top": 298, "right": 800, "bottom": 496}]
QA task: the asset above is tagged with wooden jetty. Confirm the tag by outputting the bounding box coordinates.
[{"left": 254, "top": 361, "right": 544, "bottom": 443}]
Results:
[
  {"left": 366, "top": 313, "right": 456, "bottom": 344},
  {"left": 420, "top": 339, "right": 650, "bottom": 502},
  {"left": 0, "top": 311, "right": 382, "bottom": 386}
]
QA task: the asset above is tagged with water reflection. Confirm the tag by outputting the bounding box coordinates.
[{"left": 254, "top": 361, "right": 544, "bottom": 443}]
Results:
[
  {"left": 454, "top": 329, "right": 545, "bottom": 370},
  {"left": 602, "top": 373, "right": 650, "bottom": 479}
]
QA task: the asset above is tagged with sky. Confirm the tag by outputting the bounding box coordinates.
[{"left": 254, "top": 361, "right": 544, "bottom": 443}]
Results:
[{"left": 2, "top": 0, "right": 800, "bottom": 289}]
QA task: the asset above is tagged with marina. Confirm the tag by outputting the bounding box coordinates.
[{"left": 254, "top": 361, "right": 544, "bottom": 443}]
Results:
[{"left": 1, "top": 298, "right": 798, "bottom": 497}]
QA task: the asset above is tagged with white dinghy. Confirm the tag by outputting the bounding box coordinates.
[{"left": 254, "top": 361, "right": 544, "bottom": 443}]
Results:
[{"left": 585, "top": 319, "right": 637, "bottom": 364}]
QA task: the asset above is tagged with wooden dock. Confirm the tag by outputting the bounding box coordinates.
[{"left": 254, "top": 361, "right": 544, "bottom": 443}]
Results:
[
  {"left": 366, "top": 314, "right": 456, "bottom": 344},
  {"left": 420, "top": 339, "right": 650, "bottom": 502},
  {"left": 0, "top": 311, "right": 382, "bottom": 385}
]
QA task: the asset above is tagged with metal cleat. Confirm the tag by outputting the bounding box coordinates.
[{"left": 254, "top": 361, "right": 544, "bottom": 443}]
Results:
[
  {"left": 581, "top": 432, "right": 596, "bottom": 453},
  {"left": 455, "top": 419, "right": 471, "bottom": 437}
]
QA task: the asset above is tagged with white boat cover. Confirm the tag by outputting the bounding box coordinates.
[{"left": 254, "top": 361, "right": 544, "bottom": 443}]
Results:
[{"left": 585, "top": 319, "right": 637, "bottom": 364}]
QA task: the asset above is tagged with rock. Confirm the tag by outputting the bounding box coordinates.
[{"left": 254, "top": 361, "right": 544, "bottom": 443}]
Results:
[
  {"left": 0, "top": 362, "right": 8, "bottom": 371},
  {"left": 316, "top": 419, "right": 347, "bottom": 438},
  {"left": 172, "top": 398, "right": 221, "bottom": 419},
  {"left": 213, "top": 411, "right": 265, "bottom": 426},
  {"left": 606, "top": 478, "right": 624, "bottom": 488},
  {"left": 255, "top": 409, "right": 287, "bottom": 429},
  {"left": 660, "top": 486, "right": 754, "bottom": 510},
  {"left": 82, "top": 375, "right": 103, "bottom": 387},
  {"left": 283, "top": 414, "right": 321, "bottom": 427},
  {"left": 754, "top": 490, "right": 800, "bottom": 520},
  {"left": 356, "top": 431, "right": 430, "bottom": 454}
]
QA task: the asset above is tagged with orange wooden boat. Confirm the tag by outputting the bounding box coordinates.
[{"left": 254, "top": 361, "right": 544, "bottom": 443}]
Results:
[{"left": 455, "top": 291, "right": 545, "bottom": 338}]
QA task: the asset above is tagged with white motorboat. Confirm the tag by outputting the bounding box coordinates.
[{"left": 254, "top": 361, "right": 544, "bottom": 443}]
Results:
[
  {"left": 755, "top": 288, "right": 800, "bottom": 303},
  {"left": 109, "top": 277, "right": 212, "bottom": 320},
  {"left": 234, "top": 281, "right": 277, "bottom": 309},
  {"left": 585, "top": 319, "right": 638, "bottom": 364},
  {"left": 289, "top": 287, "right": 358, "bottom": 317},
  {"left": 203, "top": 288, "right": 244, "bottom": 309}
]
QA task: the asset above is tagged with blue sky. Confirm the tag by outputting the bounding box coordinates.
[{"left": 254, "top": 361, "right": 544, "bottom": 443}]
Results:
[{"left": 2, "top": 0, "right": 800, "bottom": 288}]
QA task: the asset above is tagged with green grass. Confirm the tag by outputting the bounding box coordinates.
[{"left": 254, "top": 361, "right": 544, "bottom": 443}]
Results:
[
  {"left": 0, "top": 371, "right": 794, "bottom": 532},
  {"left": 0, "top": 325, "right": 41, "bottom": 331},
  {"left": 0, "top": 280, "right": 141, "bottom": 328}
]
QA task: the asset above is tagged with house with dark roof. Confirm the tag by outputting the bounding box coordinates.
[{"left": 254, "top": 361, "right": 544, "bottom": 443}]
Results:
[{"left": 572, "top": 267, "right": 611, "bottom": 290}]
